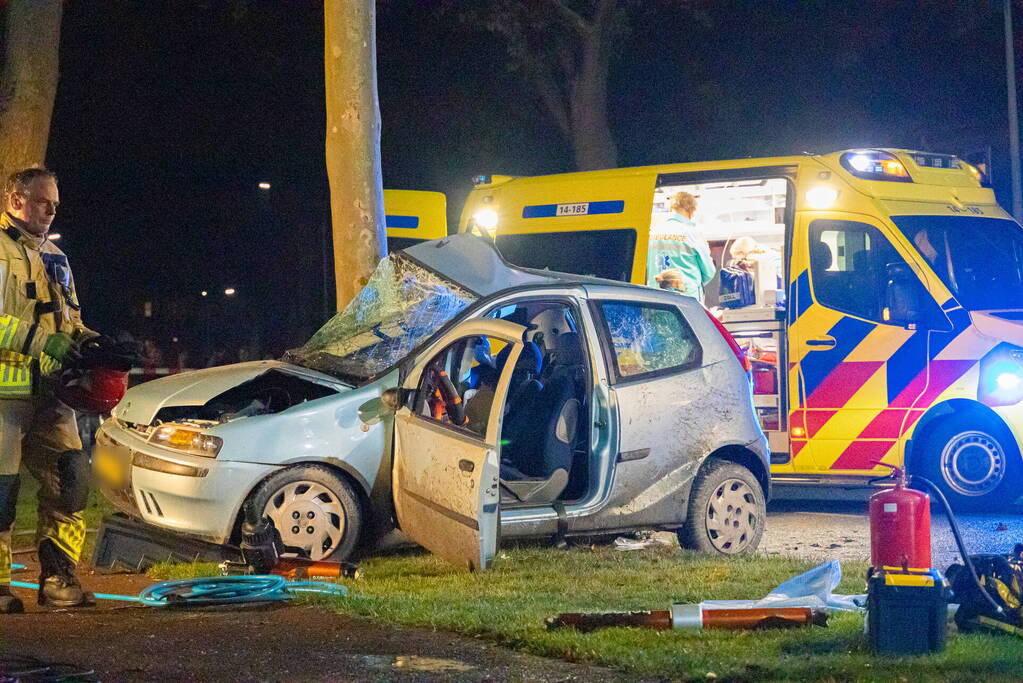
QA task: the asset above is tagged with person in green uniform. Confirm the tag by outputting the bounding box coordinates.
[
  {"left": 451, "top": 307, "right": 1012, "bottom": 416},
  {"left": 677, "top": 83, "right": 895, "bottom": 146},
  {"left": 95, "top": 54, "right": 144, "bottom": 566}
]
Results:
[{"left": 647, "top": 191, "right": 716, "bottom": 303}]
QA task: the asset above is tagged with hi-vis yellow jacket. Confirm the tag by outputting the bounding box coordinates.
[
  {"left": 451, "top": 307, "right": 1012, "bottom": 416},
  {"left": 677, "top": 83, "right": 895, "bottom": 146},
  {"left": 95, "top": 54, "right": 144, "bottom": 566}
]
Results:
[{"left": 0, "top": 213, "right": 93, "bottom": 397}]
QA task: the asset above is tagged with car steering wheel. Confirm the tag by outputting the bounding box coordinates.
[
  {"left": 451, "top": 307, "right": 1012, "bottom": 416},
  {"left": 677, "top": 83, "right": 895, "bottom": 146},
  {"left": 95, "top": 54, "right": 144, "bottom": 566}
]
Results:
[{"left": 430, "top": 366, "right": 466, "bottom": 426}]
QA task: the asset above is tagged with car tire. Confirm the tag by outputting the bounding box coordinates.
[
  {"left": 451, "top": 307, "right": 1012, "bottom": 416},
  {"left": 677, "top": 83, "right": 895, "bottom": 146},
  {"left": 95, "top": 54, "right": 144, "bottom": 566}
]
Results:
[
  {"left": 677, "top": 459, "right": 765, "bottom": 555},
  {"left": 915, "top": 414, "right": 1022, "bottom": 512},
  {"left": 247, "top": 464, "right": 364, "bottom": 562}
]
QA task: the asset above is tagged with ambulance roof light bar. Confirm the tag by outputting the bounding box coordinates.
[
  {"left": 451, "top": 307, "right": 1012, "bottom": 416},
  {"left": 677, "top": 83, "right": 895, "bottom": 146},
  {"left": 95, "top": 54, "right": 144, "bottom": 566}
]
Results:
[{"left": 840, "top": 150, "right": 912, "bottom": 183}]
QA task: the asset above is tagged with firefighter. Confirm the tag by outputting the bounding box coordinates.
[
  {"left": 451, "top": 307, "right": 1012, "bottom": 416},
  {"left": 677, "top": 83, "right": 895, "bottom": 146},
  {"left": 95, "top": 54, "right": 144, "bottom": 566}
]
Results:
[{"left": 0, "top": 167, "right": 99, "bottom": 612}]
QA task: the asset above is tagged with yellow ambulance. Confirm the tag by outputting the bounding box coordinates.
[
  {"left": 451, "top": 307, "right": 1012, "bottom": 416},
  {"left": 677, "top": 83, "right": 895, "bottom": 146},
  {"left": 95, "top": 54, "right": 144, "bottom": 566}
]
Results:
[
  {"left": 458, "top": 149, "right": 1023, "bottom": 508},
  {"left": 384, "top": 189, "right": 448, "bottom": 251}
]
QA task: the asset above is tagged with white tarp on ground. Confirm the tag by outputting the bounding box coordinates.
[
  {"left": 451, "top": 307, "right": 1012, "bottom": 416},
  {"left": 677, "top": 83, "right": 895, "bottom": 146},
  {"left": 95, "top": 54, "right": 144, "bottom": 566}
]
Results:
[{"left": 702, "top": 559, "right": 866, "bottom": 612}]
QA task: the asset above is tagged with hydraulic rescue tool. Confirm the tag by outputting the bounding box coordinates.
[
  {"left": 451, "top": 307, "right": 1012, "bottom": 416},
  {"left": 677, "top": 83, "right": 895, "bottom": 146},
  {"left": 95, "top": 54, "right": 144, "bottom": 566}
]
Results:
[
  {"left": 55, "top": 336, "right": 140, "bottom": 413},
  {"left": 219, "top": 503, "right": 361, "bottom": 580},
  {"left": 946, "top": 544, "right": 1023, "bottom": 637},
  {"left": 547, "top": 605, "right": 827, "bottom": 632}
]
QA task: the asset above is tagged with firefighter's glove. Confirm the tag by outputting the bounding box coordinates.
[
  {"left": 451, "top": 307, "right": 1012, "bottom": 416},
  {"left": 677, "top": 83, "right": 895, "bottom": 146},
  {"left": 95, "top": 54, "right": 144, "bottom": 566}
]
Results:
[
  {"left": 80, "top": 335, "right": 142, "bottom": 371},
  {"left": 40, "top": 332, "right": 80, "bottom": 375}
]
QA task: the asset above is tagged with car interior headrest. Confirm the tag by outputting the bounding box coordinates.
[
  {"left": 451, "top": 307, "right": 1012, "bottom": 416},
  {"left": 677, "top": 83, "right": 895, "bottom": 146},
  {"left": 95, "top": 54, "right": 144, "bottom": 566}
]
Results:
[
  {"left": 552, "top": 332, "right": 583, "bottom": 365},
  {"left": 810, "top": 241, "right": 833, "bottom": 272}
]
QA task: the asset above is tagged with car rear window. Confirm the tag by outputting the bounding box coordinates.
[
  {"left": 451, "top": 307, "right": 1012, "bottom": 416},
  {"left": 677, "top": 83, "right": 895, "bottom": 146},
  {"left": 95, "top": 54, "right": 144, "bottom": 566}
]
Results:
[
  {"left": 596, "top": 300, "right": 700, "bottom": 381},
  {"left": 495, "top": 229, "right": 636, "bottom": 282}
]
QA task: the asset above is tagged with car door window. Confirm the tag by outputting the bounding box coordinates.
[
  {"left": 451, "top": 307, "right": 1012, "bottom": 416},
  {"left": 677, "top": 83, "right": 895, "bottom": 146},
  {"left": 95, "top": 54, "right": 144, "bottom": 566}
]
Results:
[
  {"left": 596, "top": 301, "right": 700, "bottom": 380},
  {"left": 809, "top": 219, "right": 920, "bottom": 323},
  {"left": 414, "top": 335, "right": 503, "bottom": 437}
]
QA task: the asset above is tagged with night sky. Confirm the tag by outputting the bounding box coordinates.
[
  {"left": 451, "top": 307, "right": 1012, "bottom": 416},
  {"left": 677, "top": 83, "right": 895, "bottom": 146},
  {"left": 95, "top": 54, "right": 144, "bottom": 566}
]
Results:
[{"left": 40, "top": 0, "right": 1019, "bottom": 357}]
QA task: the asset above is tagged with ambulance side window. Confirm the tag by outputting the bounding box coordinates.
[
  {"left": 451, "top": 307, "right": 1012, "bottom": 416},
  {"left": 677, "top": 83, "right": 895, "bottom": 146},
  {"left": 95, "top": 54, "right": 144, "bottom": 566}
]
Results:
[{"left": 808, "top": 220, "right": 923, "bottom": 323}]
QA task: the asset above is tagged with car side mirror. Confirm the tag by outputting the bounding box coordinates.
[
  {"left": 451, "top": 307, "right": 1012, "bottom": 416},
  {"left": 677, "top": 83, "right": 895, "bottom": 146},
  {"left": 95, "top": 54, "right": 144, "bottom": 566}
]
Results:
[
  {"left": 357, "top": 388, "right": 404, "bottom": 425},
  {"left": 883, "top": 262, "right": 924, "bottom": 329}
]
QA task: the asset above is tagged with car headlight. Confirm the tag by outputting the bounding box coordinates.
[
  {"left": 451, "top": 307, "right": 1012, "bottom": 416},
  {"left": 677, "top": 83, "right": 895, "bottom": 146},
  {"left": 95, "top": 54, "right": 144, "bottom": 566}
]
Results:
[{"left": 149, "top": 425, "right": 223, "bottom": 458}]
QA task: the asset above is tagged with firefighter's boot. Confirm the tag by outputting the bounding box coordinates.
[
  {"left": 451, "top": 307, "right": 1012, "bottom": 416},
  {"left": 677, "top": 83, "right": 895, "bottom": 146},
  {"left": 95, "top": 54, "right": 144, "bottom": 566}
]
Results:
[
  {"left": 38, "top": 539, "right": 88, "bottom": 608},
  {"left": 0, "top": 585, "right": 23, "bottom": 613}
]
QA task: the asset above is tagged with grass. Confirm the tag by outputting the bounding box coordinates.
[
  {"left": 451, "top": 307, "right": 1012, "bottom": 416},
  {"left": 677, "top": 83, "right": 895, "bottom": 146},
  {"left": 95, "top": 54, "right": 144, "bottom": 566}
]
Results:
[
  {"left": 147, "top": 544, "right": 1023, "bottom": 682},
  {"left": 148, "top": 543, "right": 1023, "bottom": 681},
  {"left": 16, "top": 479, "right": 1023, "bottom": 680},
  {"left": 310, "top": 545, "right": 1023, "bottom": 681}
]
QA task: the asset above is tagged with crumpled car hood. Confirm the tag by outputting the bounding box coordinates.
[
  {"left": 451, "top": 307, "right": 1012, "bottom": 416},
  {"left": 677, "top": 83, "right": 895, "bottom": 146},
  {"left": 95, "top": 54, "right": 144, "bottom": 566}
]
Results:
[{"left": 114, "top": 360, "right": 350, "bottom": 425}]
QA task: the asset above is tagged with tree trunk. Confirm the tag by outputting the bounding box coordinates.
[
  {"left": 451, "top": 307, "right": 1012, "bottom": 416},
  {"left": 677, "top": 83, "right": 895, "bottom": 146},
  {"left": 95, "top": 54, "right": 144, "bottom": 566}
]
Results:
[
  {"left": 0, "top": 0, "right": 63, "bottom": 184},
  {"left": 324, "top": 0, "right": 386, "bottom": 310},
  {"left": 568, "top": 21, "right": 617, "bottom": 170}
]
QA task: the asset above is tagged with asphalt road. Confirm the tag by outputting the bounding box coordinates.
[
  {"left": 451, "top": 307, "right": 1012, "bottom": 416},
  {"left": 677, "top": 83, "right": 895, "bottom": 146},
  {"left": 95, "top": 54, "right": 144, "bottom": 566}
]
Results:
[{"left": 763, "top": 498, "right": 1023, "bottom": 570}]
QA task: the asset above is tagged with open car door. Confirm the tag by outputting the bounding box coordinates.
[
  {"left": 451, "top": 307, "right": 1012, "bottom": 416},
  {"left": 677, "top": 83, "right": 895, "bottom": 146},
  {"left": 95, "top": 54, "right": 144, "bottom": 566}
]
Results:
[{"left": 392, "top": 318, "right": 526, "bottom": 570}]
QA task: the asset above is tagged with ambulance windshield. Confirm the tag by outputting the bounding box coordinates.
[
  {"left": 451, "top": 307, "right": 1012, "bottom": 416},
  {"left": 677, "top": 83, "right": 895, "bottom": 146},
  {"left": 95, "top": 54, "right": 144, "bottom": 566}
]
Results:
[
  {"left": 284, "top": 253, "right": 477, "bottom": 382},
  {"left": 892, "top": 215, "right": 1023, "bottom": 310}
]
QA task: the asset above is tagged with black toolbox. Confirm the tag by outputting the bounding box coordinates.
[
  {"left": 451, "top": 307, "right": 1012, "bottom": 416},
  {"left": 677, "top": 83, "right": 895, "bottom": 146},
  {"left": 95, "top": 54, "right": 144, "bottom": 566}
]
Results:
[{"left": 866, "top": 566, "right": 950, "bottom": 655}]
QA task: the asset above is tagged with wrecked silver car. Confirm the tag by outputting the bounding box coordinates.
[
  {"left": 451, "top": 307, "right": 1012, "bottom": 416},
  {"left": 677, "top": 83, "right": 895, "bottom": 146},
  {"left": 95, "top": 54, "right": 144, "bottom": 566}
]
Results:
[{"left": 94, "top": 234, "right": 770, "bottom": 569}]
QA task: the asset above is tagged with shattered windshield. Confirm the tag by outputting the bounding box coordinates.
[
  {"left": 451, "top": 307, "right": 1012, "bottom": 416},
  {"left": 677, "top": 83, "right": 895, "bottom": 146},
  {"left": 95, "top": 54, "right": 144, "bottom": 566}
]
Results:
[
  {"left": 891, "top": 215, "right": 1023, "bottom": 310},
  {"left": 284, "top": 253, "right": 477, "bottom": 382}
]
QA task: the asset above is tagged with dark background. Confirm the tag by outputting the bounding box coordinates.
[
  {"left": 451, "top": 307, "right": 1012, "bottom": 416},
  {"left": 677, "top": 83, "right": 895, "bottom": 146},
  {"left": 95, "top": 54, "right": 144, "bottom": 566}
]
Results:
[{"left": 40, "top": 0, "right": 1018, "bottom": 362}]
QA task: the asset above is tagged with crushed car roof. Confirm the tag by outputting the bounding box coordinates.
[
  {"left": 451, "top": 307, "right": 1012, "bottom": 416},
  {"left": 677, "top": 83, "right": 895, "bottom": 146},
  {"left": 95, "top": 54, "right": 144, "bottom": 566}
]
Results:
[{"left": 404, "top": 233, "right": 592, "bottom": 296}]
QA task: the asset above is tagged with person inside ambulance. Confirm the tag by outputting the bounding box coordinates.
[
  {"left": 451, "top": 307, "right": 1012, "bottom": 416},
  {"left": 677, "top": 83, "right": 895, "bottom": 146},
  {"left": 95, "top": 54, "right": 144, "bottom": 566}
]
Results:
[
  {"left": 911, "top": 227, "right": 953, "bottom": 285},
  {"left": 718, "top": 236, "right": 761, "bottom": 309},
  {"left": 0, "top": 168, "right": 106, "bottom": 612},
  {"left": 912, "top": 228, "right": 939, "bottom": 265},
  {"left": 646, "top": 192, "right": 716, "bottom": 304}
]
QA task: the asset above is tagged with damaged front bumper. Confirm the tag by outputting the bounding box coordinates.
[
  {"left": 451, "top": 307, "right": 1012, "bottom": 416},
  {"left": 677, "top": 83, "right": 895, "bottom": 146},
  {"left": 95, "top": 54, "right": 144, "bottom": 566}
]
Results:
[{"left": 94, "top": 418, "right": 277, "bottom": 544}]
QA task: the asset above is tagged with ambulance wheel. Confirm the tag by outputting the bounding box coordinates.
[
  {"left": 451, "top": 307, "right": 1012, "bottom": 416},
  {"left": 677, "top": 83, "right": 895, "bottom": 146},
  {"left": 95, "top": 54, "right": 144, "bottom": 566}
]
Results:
[
  {"left": 678, "top": 459, "right": 765, "bottom": 555},
  {"left": 917, "top": 415, "right": 1022, "bottom": 511},
  {"left": 248, "top": 465, "right": 364, "bottom": 562}
]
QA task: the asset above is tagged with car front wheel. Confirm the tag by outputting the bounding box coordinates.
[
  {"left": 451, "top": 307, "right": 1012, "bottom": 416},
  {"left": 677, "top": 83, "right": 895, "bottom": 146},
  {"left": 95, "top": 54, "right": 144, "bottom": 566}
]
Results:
[
  {"left": 916, "top": 414, "right": 1022, "bottom": 511},
  {"left": 678, "top": 459, "right": 765, "bottom": 555},
  {"left": 247, "top": 464, "right": 364, "bottom": 562}
]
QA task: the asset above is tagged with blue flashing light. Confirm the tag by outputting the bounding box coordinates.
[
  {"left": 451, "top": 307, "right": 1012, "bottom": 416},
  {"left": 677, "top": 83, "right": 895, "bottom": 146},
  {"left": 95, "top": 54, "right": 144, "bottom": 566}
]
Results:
[
  {"left": 996, "top": 372, "right": 1021, "bottom": 391},
  {"left": 979, "top": 348, "right": 1023, "bottom": 406}
]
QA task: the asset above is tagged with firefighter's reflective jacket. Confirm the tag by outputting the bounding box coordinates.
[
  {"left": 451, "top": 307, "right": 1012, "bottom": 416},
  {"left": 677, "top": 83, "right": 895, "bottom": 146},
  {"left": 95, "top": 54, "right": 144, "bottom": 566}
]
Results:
[{"left": 0, "top": 213, "right": 93, "bottom": 397}]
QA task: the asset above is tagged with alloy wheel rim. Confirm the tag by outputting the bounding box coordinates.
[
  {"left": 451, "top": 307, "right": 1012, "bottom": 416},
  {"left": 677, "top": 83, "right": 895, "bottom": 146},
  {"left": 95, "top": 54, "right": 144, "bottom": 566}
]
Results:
[
  {"left": 940, "top": 430, "right": 1005, "bottom": 497},
  {"left": 704, "top": 478, "right": 758, "bottom": 553},
  {"left": 263, "top": 481, "right": 345, "bottom": 560}
]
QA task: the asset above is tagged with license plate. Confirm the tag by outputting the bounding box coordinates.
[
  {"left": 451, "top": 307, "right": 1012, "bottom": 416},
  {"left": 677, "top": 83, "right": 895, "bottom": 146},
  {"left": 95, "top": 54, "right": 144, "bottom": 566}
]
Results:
[
  {"left": 556, "top": 202, "right": 589, "bottom": 216},
  {"left": 93, "top": 443, "right": 131, "bottom": 489}
]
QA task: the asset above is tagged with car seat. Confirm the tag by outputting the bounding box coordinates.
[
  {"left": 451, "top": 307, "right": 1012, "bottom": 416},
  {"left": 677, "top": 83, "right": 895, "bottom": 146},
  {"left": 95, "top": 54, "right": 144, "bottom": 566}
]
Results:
[
  {"left": 467, "top": 337, "right": 496, "bottom": 390},
  {"left": 499, "top": 336, "right": 580, "bottom": 504},
  {"left": 810, "top": 240, "right": 833, "bottom": 273},
  {"left": 497, "top": 341, "right": 544, "bottom": 454},
  {"left": 810, "top": 241, "right": 839, "bottom": 303},
  {"left": 543, "top": 332, "right": 585, "bottom": 390}
]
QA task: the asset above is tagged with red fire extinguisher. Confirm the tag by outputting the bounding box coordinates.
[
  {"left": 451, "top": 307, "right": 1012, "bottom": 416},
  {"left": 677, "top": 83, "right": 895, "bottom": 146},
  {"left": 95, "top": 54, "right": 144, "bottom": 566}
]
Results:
[{"left": 869, "top": 465, "right": 932, "bottom": 570}]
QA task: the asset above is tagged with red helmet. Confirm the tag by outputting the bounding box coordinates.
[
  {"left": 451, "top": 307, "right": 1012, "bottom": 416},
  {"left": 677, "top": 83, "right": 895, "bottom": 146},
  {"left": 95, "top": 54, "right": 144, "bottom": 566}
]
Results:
[{"left": 55, "top": 367, "right": 129, "bottom": 414}]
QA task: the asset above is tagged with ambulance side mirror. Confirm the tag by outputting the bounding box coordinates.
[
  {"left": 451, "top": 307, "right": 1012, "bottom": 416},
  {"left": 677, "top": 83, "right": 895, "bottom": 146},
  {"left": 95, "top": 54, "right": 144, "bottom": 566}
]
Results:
[{"left": 882, "top": 263, "right": 923, "bottom": 329}]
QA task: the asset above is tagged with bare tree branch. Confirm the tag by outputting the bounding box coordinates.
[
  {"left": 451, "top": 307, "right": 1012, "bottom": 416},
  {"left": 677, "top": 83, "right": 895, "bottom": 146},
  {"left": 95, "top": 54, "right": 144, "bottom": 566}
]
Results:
[
  {"left": 536, "top": 0, "right": 591, "bottom": 36},
  {"left": 530, "top": 61, "right": 571, "bottom": 136},
  {"left": 591, "top": 0, "right": 617, "bottom": 40}
]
